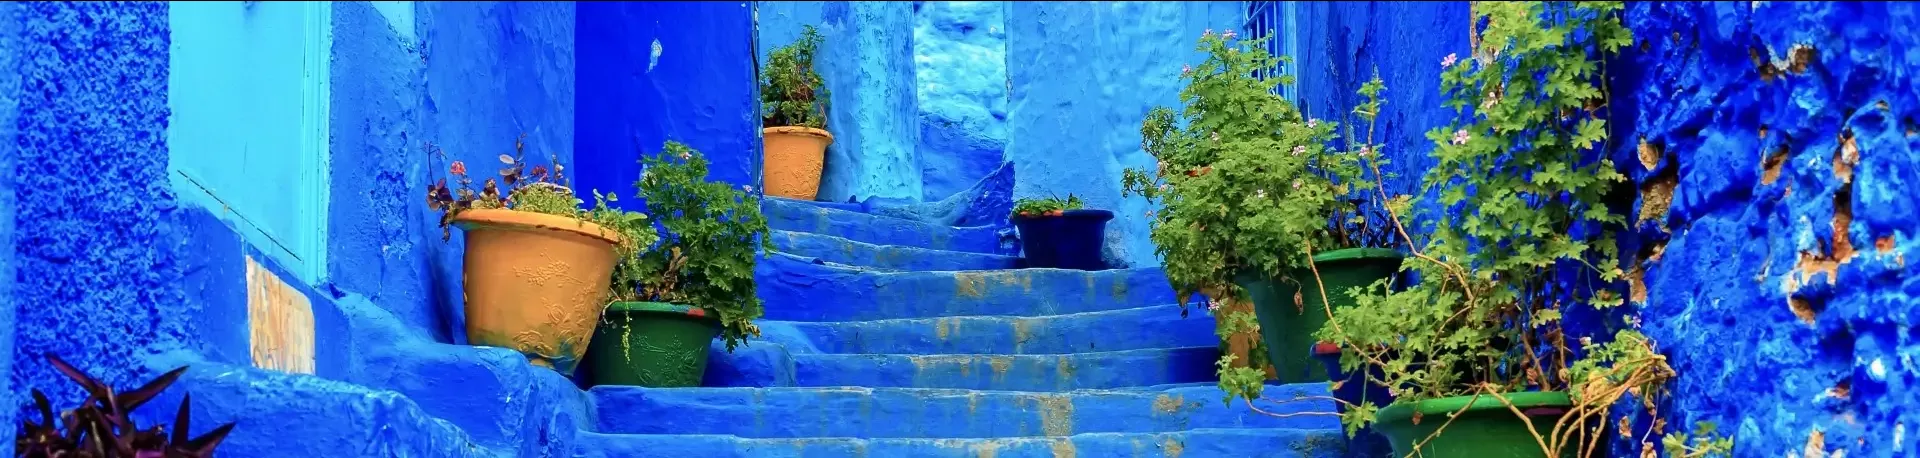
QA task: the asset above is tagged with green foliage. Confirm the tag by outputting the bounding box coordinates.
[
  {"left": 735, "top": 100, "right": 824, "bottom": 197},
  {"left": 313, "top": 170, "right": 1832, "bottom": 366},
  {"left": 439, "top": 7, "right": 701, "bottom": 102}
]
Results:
[
  {"left": 1119, "top": 28, "right": 1396, "bottom": 405},
  {"left": 425, "top": 134, "right": 659, "bottom": 256},
  {"left": 622, "top": 141, "right": 772, "bottom": 351},
  {"left": 1663, "top": 421, "right": 1736, "bottom": 458},
  {"left": 761, "top": 25, "right": 829, "bottom": 129},
  {"left": 1314, "top": 1, "right": 1651, "bottom": 441},
  {"left": 1010, "top": 194, "right": 1085, "bottom": 218}
]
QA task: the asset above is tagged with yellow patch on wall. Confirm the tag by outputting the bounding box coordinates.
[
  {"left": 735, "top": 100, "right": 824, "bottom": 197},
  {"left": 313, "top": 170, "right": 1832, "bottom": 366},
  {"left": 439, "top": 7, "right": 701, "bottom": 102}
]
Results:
[{"left": 248, "top": 256, "right": 316, "bottom": 374}]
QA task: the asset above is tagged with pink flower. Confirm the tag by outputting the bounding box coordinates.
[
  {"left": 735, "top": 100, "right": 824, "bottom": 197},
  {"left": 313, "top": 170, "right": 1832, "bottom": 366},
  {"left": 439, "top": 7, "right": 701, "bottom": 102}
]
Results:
[
  {"left": 1254, "top": 189, "right": 1267, "bottom": 199},
  {"left": 1359, "top": 145, "right": 1373, "bottom": 157},
  {"left": 1451, "top": 129, "right": 1471, "bottom": 146},
  {"left": 1146, "top": 210, "right": 1157, "bottom": 218},
  {"left": 679, "top": 152, "right": 691, "bottom": 160},
  {"left": 1182, "top": 64, "right": 1192, "bottom": 76},
  {"left": 450, "top": 161, "right": 467, "bottom": 175},
  {"left": 1211, "top": 131, "right": 1221, "bottom": 142},
  {"left": 1292, "top": 145, "right": 1306, "bottom": 156},
  {"left": 1307, "top": 119, "right": 1319, "bottom": 128},
  {"left": 1291, "top": 180, "right": 1301, "bottom": 189},
  {"left": 744, "top": 185, "right": 755, "bottom": 193},
  {"left": 1158, "top": 184, "right": 1169, "bottom": 192},
  {"left": 1203, "top": 28, "right": 1214, "bottom": 38},
  {"left": 1222, "top": 29, "right": 1237, "bottom": 40},
  {"left": 1441, "top": 53, "right": 1459, "bottom": 68},
  {"left": 1205, "top": 300, "right": 1220, "bottom": 312}
]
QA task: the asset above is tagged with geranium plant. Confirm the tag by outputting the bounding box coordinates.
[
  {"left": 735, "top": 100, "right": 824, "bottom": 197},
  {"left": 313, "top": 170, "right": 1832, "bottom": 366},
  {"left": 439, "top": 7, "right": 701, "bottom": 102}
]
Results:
[
  {"left": 1010, "top": 195, "right": 1085, "bottom": 218},
  {"left": 1119, "top": 29, "right": 1395, "bottom": 404},
  {"left": 614, "top": 141, "right": 772, "bottom": 351},
  {"left": 761, "top": 25, "right": 828, "bottom": 129},
  {"left": 16, "top": 353, "right": 235, "bottom": 457},
  {"left": 1314, "top": 1, "right": 1674, "bottom": 454}
]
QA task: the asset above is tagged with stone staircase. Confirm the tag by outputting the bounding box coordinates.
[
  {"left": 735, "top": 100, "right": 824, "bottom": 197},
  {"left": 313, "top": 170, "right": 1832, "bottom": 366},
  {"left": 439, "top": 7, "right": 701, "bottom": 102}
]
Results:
[
  {"left": 129, "top": 194, "right": 1350, "bottom": 457},
  {"left": 568, "top": 197, "right": 1351, "bottom": 457}
]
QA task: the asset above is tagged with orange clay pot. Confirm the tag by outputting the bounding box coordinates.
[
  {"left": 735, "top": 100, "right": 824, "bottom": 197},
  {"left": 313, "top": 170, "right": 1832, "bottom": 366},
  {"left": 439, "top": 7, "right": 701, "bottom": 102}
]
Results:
[
  {"left": 453, "top": 208, "right": 622, "bottom": 374},
  {"left": 762, "top": 126, "right": 834, "bottom": 200}
]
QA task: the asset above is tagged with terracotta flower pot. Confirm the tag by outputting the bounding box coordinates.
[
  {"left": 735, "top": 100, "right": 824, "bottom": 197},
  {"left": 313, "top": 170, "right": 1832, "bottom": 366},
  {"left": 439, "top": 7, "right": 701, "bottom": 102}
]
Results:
[
  {"left": 761, "top": 126, "right": 834, "bottom": 200},
  {"left": 453, "top": 208, "right": 622, "bottom": 374}
]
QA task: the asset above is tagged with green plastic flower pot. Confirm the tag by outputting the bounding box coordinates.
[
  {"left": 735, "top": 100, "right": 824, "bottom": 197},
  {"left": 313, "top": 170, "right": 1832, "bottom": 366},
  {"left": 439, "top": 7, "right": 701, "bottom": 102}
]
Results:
[
  {"left": 585, "top": 301, "right": 722, "bottom": 388},
  {"left": 1375, "top": 391, "right": 1579, "bottom": 458},
  {"left": 1233, "top": 247, "right": 1403, "bottom": 383}
]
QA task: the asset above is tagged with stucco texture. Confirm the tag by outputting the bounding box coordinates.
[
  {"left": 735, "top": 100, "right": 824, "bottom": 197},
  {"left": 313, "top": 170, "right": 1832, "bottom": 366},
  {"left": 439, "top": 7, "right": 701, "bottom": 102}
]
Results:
[
  {"left": 1004, "top": 1, "right": 1243, "bottom": 268},
  {"left": 913, "top": 1, "right": 1007, "bottom": 201}
]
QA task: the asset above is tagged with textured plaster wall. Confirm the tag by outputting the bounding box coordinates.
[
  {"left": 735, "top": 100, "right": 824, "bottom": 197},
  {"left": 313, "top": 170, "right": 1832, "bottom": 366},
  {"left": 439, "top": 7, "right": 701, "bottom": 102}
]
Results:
[
  {"left": 0, "top": 0, "right": 19, "bottom": 448},
  {"left": 758, "top": 1, "right": 923, "bottom": 203},
  {"left": 913, "top": 1, "right": 1007, "bottom": 201},
  {"left": 1616, "top": 2, "right": 1920, "bottom": 455},
  {"left": 1004, "top": 1, "right": 1244, "bottom": 268},
  {"left": 9, "top": 0, "right": 191, "bottom": 416},
  {"left": 575, "top": 1, "right": 758, "bottom": 200}
]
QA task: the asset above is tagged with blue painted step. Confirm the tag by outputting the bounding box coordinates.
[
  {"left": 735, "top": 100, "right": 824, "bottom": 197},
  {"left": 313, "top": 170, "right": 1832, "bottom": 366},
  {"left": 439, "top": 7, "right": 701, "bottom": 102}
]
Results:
[
  {"left": 763, "top": 197, "right": 1003, "bottom": 254},
  {"left": 756, "top": 253, "right": 1180, "bottom": 321},
  {"left": 770, "top": 229, "right": 1021, "bottom": 271},
  {"left": 764, "top": 195, "right": 867, "bottom": 213},
  {"left": 573, "top": 428, "right": 1349, "bottom": 458},
  {"left": 589, "top": 384, "right": 1339, "bottom": 438},
  {"left": 778, "top": 304, "right": 1213, "bottom": 354},
  {"left": 772, "top": 346, "right": 1219, "bottom": 391}
]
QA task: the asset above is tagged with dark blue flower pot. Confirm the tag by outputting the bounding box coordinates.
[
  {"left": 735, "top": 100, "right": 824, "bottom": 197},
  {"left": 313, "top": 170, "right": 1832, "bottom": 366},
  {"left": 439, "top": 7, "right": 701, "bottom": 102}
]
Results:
[
  {"left": 1314, "top": 343, "right": 1396, "bottom": 458},
  {"left": 1012, "top": 209, "right": 1112, "bottom": 270}
]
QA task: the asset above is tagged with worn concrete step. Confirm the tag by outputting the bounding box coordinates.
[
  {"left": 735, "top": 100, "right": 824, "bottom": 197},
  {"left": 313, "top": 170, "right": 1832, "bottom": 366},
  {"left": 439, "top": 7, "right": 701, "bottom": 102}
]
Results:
[
  {"left": 774, "top": 304, "right": 1213, "bottom": 355},
  {"left": 130, "top": 355, "right": 506, "bottom": 458},
  {"left": 573, "top": 428, "right": 1349, "bottom": 458},
  {"left": 742, "top": 346, "right": 1219, "bottom": 391},
  {"left": 755, "top": 253, "right": 1179, "bottom": 321},
  {"left": 770, "top": 229, "right": 1022, "bottom": 271},
  {"left": 764, "top": 195, "right": 868, "bottom": 213},
  {"left": 763, "top": 197, "right": 1003, "bottom": 255},
  {"left": 589, "top": 384, "right": 1339, "bottom": 438}
]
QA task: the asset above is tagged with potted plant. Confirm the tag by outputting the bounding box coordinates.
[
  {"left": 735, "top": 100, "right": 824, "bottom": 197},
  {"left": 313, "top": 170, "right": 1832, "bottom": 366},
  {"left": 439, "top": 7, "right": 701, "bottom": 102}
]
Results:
[
  {"left": 1314, "top": 2, "right": 1674, "bottom": 456},
  {"left": 584, "top": 141, "right": 772, "bottom": 388},
  {"left": 1120, "top": 28, "right": 1402, "bottom": 398},
  {"left": 17, "top": 352, "right": 236, "bottom": 457},
  {"left": 1009, "top": 194, "right": 1113, "bottom": 270},
  {"left": 760, "top": 25, "right": 833, "bottom": 201},
  {"left": 426, "top": 135, "right": 629, "bottom": 374}
]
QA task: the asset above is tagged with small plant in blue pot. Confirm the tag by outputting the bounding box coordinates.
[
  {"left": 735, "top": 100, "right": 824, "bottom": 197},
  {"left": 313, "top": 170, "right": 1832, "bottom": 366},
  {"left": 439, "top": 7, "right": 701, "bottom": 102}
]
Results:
[{"left": 1010, "top": 194, "right": 1112, "bottom": 270}]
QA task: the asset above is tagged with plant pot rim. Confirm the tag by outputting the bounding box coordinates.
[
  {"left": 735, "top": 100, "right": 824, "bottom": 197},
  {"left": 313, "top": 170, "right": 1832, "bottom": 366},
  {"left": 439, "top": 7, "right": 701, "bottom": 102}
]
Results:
[
  {"left": 1013, "top": 209, "right": 1114, "bottom": 222},
  {"left": 1311, "top": 341, "right": 1342, "bottom": 356},
  {"left": 1374, "top": 391, "right": 1572, "bottom": 425},
  {"left": 453, "top": 208, "right": 622, "bottom": 246},
  {"left": 604, "top": 301, "right": 722, "bottom": 326},
  {"left": 764, "top": 126, "right": 834, "bottom": 141},
  {"left": 1312, "top": 247, "right": 1404, "bottom": 263}
]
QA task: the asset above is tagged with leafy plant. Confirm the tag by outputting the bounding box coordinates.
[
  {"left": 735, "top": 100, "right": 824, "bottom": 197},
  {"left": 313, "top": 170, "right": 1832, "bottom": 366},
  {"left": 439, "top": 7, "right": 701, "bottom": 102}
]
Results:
[
  {"left": 1662, "top": 421, "right": 1735, "bottom": 458},
  {"left": 1312, "top": 1, "right": 1670, "bottom": 454},
  {"left": 761, "top": 25, "right": 828, "bottom": 129},
  {"left": 16, "top": 353, "right": 235, "bottom": 458},
  {"left": 1117, "top": 28, "right": 1395, "bottom": 404},
  {"left": 1010, "top": 195, "right": 1085, "bottom": 218},
  {"left": 615, "top": 141, "right": 772, "bottom": 351}
]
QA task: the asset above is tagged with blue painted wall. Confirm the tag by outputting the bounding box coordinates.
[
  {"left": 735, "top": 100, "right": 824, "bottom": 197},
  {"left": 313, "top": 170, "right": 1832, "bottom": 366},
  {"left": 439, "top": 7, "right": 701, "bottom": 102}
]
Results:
[
  {"left": 1004, "top": 1, "right": 1243, "bottom": 268},
  {"left": 0, "top": 0, "right": 19, "bottom": 448},
  {"left": 913, "top": 1, "right": 1007, "bottom": 201},
  {"left": 758, "top": 1, "right": 923, "bottom": 203},
  {"left": 575, "top": 1, "right": 758, "bottom": 204},
  {"left": 1617, "top": 2, "right": 1919, "bottom": 455},
  {"left": 8, "top": 0, "right": 196, "bottom": 424}
]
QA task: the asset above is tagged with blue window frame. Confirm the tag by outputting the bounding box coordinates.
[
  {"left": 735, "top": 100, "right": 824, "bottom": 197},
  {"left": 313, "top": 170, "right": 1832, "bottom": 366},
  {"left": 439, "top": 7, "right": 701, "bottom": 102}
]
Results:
[
  {"left": 168, "top": 1, "right": 333, "bottom": 283},
  {"left": 1243, "top": 1, "right": 1299, "bottom": 103}
]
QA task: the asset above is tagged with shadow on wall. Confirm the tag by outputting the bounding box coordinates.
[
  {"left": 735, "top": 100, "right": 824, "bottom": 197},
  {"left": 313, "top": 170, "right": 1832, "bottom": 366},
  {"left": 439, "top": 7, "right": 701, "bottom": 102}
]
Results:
[
  {"left": 914, "top": 0, "right": 1008, "bottom": 202},
  {"left": 1004, "top": 1, "right": 1243, "bottom": 269}
]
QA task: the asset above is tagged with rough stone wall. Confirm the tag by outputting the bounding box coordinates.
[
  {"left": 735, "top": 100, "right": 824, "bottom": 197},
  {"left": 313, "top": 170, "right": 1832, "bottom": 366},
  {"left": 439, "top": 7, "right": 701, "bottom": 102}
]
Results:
[
  {"left": 1004, "top": 1, "right": 1244, "bottom": 268},
  {"left": 1617, "top": 2, "right": 1919, "bottom": 455}
]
